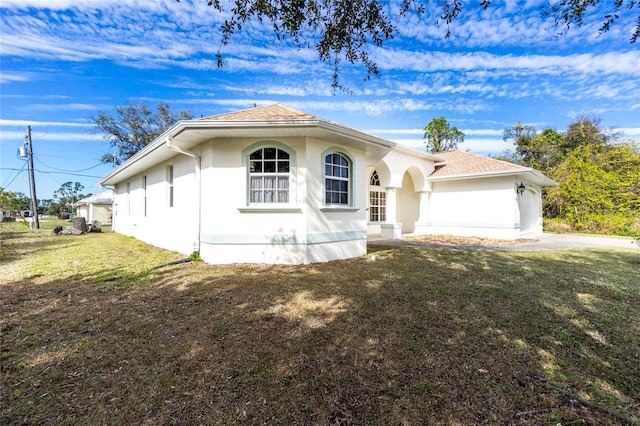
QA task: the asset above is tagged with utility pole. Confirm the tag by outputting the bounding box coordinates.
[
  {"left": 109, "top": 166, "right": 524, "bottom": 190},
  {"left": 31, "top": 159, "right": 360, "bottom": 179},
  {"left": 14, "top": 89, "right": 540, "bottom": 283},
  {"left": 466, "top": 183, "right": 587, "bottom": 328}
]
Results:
[{"left": 25, "top": 126, "right": 40, "bottom": 229}]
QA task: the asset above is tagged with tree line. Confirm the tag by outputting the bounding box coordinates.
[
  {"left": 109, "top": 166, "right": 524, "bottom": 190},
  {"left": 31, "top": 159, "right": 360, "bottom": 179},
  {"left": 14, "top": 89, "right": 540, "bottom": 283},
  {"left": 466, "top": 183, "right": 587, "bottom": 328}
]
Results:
[
  {"left": 423, "top": 115, "right": 639, "bottom": 236},
  {"left": 500, "top": 117, "right": 639, "bottom": 236},
  {"left": 1, "top": 182, "right": 91, "bottom": 219}
]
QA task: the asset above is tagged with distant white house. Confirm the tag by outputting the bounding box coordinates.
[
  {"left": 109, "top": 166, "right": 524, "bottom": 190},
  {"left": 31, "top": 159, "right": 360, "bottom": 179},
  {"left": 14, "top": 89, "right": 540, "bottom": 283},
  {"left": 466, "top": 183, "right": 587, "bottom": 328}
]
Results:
[
  {"left": 100, "top": 104, "right": 556, "bottom": 265},
  {"left": 73, "top": 190, "right": 113, "bottom": 224}
]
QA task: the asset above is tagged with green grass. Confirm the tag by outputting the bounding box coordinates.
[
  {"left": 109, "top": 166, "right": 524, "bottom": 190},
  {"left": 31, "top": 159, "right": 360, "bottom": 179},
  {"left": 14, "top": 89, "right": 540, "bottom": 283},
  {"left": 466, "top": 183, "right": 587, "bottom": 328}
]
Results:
[{"left": 1, "top": 222, "right": 639, "bottom": 425}]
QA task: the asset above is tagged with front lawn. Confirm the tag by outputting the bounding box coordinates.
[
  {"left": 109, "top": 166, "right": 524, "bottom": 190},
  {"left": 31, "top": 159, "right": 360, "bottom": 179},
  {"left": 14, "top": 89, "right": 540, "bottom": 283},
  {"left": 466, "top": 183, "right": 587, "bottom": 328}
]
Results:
[{"left": 1, "top": 222, "right": 639, "bottom": 424}]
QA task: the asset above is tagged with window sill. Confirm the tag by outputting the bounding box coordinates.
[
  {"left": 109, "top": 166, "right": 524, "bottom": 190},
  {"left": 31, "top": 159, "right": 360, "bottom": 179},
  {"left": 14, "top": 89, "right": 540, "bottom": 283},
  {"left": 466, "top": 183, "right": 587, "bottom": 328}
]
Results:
[
  {"left": 320, "top": 207, "right": 359, "bottom": 213},
  {"left": 238, "top": 207, "right": 302, "bottom": 213}
]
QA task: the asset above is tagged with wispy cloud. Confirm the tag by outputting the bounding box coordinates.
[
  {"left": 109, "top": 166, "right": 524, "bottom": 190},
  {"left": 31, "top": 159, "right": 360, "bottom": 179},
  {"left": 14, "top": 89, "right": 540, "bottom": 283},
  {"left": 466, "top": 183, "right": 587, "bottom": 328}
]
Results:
[
  {"left": 373, "top": 49, "right": 640, "bottom": 76},
  {"left": 0, "top": 119, "right": 92, "bottom": 127},
  {"left": 0, "top": 129, "right": 103, "bottom": 143},
  {"left": 0, "top": 72, "right": 32, "bottom": 83}
]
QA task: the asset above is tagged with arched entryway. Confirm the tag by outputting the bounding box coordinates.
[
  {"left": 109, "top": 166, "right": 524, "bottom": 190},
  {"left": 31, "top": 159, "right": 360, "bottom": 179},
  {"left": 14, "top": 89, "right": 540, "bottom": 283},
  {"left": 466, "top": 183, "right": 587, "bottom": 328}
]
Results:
[{"left": 398, "top": 171, "right": 420, "bottom": 233}]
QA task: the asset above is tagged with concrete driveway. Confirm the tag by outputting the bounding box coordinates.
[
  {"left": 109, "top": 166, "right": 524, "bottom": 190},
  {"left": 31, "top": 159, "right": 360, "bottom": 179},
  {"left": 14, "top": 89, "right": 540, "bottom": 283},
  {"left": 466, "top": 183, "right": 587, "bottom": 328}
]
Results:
[
  {"left": 501, "top": 233, "right": 639, "bottom": 251},
  {"left": 369, "top": 233, "right": 639, "bottom": 251}
]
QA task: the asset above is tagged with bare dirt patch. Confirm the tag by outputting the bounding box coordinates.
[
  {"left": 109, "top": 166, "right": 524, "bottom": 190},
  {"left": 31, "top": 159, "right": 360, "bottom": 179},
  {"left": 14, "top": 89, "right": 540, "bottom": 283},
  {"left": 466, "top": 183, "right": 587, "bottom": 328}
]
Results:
[{"left": 404, "top": 234, "right": 537, "bottom": 246}]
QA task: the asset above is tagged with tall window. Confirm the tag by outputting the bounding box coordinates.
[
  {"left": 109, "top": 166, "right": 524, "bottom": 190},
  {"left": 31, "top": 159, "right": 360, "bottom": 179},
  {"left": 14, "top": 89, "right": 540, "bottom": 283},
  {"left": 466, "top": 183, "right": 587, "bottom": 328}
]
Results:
[
  {"left": 142, "top": 176, "right": 147, "bottom": 217},
  {"left": 324, "top": 152, "right": 350, "bottom": 205},
  {"left": 369, "top": 170, "right": 386, "bottom": 222},
  {"left": 167, "top": 165, "right": 174, "bottom": 208},
  {"left": 126, "top": 182, "right": 131, "bottom": 215},
  {"left": 249, "top": 147, "right": 290, "bottom": 203}
]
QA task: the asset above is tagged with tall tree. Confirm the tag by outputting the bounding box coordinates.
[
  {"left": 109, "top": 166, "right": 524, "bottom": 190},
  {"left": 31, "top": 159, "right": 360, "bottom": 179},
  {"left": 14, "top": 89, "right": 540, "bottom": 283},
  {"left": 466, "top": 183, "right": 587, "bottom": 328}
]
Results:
[
  {"left": 423, "top": 117, "right": 464, "bottom": 153},
  {"left": 503, "top": 123, "right": 566, "bottom": 172},
  {"left": 53, "top": 182, "right": 88, "bottom": 206},
  {"left": 565, "top": 116, "right": 615, "bottom": 151},
  {"left": 179, "top": 0, "right": 640, "bottom": 88},
  {"left": 90, "top": 102, "right": 193, "bottom": 166}
]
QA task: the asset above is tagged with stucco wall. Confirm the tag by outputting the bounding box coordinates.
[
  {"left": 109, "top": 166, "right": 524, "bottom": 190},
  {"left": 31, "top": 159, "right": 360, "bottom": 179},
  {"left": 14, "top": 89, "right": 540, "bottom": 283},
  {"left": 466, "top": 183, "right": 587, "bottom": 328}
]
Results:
[
  {"left": 197, "top": 136, "right": 367, "bottom": 264},
  {"left": 112, "top": 153, "right": 199, "bottom": 256},
  {"left": 427, "top": 176, "right": 521, "bottom": 239},
  {"left": 111, "top": 134, "right": 369, "bottom": 265}
]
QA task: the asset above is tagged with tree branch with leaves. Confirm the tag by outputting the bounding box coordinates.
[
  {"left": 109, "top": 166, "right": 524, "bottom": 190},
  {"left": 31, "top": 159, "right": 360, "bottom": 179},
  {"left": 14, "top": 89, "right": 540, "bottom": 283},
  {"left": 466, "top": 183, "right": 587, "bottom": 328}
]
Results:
[
  {"left": 179, "top": 0, "right": 640, "bottom": 89},
  {"left": 424, "top": 116, "right": 464, "bottom": 153},
  {"left": 89, "top": 102, "right": 192, "bottom": 166}
]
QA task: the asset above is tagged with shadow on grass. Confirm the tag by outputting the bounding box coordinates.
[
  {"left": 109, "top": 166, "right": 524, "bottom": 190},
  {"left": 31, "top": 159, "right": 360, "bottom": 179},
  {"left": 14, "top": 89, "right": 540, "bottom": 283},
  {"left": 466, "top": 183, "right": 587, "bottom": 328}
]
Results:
[{"left": 1, "top": 243, "right": 638, "bottom": 424}]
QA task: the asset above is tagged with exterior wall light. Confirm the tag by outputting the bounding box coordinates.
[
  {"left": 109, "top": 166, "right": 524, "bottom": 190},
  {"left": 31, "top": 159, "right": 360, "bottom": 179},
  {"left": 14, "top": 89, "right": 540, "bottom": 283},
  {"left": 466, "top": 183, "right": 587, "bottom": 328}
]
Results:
[{"left": 517, "top": 182, "right": 526, "bottom": 196}]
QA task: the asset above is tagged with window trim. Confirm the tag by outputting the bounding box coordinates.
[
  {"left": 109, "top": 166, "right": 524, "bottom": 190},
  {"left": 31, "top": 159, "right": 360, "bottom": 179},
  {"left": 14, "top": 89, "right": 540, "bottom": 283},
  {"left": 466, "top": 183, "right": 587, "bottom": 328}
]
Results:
[
  {"left": 241, "top": 141, "right": 297, "bottom": 208},
  {"left": 322, "top": 148, "right": 355, "bottom": 208},
  {"left": 126, "top": 182, "right": 131, "bottom": 215},
  {"left": 142, "top": 175, "right": 147, "bottom": 217},
  {"left": 167, "top": 165, "right": 174, "bottom": 208},
  {"left": 368, "top": 170, "right": 386, "bottom": 223}
]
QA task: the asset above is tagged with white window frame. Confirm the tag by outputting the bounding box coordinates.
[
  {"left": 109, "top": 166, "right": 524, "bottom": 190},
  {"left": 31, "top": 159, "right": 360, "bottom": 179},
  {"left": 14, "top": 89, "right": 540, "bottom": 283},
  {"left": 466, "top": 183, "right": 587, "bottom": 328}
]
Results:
[
  {"left": 126, "top": 182, "right": 131, "bottom": 215},
  {"left": 142, "top": 175, "right": 147, "bottom": 217},
  {"left": 369, "top": 170, "right": 386, "bottom": 222},
  {"left": 323, "top": 150, "right": 353, "bottom": 207},
  {"left": 167, "top": 165, "right": 174, "bottom": 208},
  {"left": 241, "top": 141, "right": 297, "bottom": 210},
  {"left": 248, "top": 147, "right": 290, "bottom": 204}
]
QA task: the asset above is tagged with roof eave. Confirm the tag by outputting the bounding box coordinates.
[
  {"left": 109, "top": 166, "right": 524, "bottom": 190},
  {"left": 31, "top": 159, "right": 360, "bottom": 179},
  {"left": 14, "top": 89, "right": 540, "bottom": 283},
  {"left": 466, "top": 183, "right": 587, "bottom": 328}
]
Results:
[
  {"left": 428, "top": 168, "right": 557, "bottom": 186},
  {"left": 100, "top": 119, "right": 396, "bottom": 186},
  {"left": 392, "top": 144, "right": 446, "bottom": 162}
]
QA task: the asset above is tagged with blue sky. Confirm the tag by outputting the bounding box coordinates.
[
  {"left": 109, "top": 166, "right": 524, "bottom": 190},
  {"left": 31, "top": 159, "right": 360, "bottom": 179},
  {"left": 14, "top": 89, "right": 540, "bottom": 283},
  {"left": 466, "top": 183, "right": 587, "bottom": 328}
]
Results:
[{"left": 1, "top": 0, "right": 639, "bottom": 200}]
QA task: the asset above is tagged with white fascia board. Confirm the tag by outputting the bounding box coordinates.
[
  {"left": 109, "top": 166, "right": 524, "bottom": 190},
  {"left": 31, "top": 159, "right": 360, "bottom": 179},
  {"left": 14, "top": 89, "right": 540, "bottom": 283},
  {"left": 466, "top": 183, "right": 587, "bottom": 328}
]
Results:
[
  {"left": 391, "top": 144, "right": 446, "bottom": 162},
  {"left": 100, "top": 119, "right": 396, "bottom": 185},
  {"left": 427, "top": 168, "right": 557, "bottom": 187},
  {"left": 99, "top": 122, "right": 182, "bottom": 186},
  {"left": 174, "top": 119, "right": 396, "bottom": 150}
]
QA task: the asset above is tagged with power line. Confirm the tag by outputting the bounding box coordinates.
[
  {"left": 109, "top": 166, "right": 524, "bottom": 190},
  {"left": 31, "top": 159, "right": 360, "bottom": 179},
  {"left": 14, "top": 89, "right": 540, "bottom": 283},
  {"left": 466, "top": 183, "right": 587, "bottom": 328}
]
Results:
[
  {"left": 1, "top": 167, "right": 103, "bottom": 179},
  {"left": 33, "top": 155, "right": 104, "bottom": 173},
  {"left": 1, "top": 163, "right": 27, "bottom": 188},
  {"left": 35, "top": 170, "right": 104, "bottom": 179}
]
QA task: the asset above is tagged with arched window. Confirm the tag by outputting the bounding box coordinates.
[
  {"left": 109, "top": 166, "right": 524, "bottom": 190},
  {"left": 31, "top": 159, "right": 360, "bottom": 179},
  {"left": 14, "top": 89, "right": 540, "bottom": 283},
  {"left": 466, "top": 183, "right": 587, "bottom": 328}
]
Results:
[
  {"left": 248, "top": 147, "right": 290, "bottom": 203},
  {"left": 369, "top": 170, "right": 386, "bottom": 222},
  {"left": 324, "top": 152, "right": 351, "bottom": 205}
]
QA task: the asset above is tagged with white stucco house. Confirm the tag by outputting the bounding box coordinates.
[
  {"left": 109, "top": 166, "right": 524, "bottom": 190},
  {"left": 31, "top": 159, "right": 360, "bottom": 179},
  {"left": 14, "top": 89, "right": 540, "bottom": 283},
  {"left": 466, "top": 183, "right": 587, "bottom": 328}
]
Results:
[
  {"left": 73, "top": 190, "right": 114, "bottom": 224},
  {"left": 99, "top": 103, "right": 556, "bottom": 265}
]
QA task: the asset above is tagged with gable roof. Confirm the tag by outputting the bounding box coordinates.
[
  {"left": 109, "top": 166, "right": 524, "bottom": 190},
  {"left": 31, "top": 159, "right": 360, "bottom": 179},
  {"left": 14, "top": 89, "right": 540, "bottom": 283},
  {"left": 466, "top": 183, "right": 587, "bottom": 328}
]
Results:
[
  {"left": 428, "top": 150, "right": 556, "bottom": 186},
  {"left": 101, "top": 103, "right": 396, "bottom": 186}
]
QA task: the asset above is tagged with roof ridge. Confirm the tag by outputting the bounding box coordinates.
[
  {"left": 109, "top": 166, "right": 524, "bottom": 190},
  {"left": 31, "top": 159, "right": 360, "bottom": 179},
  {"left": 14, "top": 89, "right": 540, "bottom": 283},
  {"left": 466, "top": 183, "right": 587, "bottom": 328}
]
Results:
[{"left": 199, "top": 103, "right": 318, "bottom": 122}]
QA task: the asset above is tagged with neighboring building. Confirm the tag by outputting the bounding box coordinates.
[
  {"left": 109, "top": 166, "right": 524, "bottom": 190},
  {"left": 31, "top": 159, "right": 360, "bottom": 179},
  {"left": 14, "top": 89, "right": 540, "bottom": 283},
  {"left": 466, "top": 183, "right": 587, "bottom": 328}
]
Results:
[
  {"left": 73, "top": 190, "right": 113, "bottom": 224},
  {"left": 100, "top": 104, "right": 556, "bottom": 265}
]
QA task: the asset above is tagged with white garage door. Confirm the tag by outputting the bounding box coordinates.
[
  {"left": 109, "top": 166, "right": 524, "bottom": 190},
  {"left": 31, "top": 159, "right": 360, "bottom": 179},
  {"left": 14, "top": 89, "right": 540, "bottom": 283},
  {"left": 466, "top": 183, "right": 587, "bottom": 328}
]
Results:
[{"left": 520, "top": 189, "right": 538, "bottom": 235}]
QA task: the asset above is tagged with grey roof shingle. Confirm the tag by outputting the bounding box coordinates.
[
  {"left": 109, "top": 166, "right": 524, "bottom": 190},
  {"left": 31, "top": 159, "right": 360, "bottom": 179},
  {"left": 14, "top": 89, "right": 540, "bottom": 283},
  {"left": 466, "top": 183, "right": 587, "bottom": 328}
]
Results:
[
  {"left": 200, "top": 103, "right": 317, "bottom": 121},
  {"left": 430, "top": 150, "right": 528, "bottom": 178}
]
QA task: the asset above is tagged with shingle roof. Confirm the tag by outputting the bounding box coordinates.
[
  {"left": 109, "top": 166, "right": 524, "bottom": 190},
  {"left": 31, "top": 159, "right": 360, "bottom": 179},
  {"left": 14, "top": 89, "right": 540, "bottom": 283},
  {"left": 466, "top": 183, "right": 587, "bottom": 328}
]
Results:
[
  {"left": 201, "top": 103, "right": 317, "bottom": 121},
  {"left": 200, "top": 103, "right": 387, "bottom": 141},
  {"left": 430, "top": 150, "right": 528, "bottom": 178}
]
